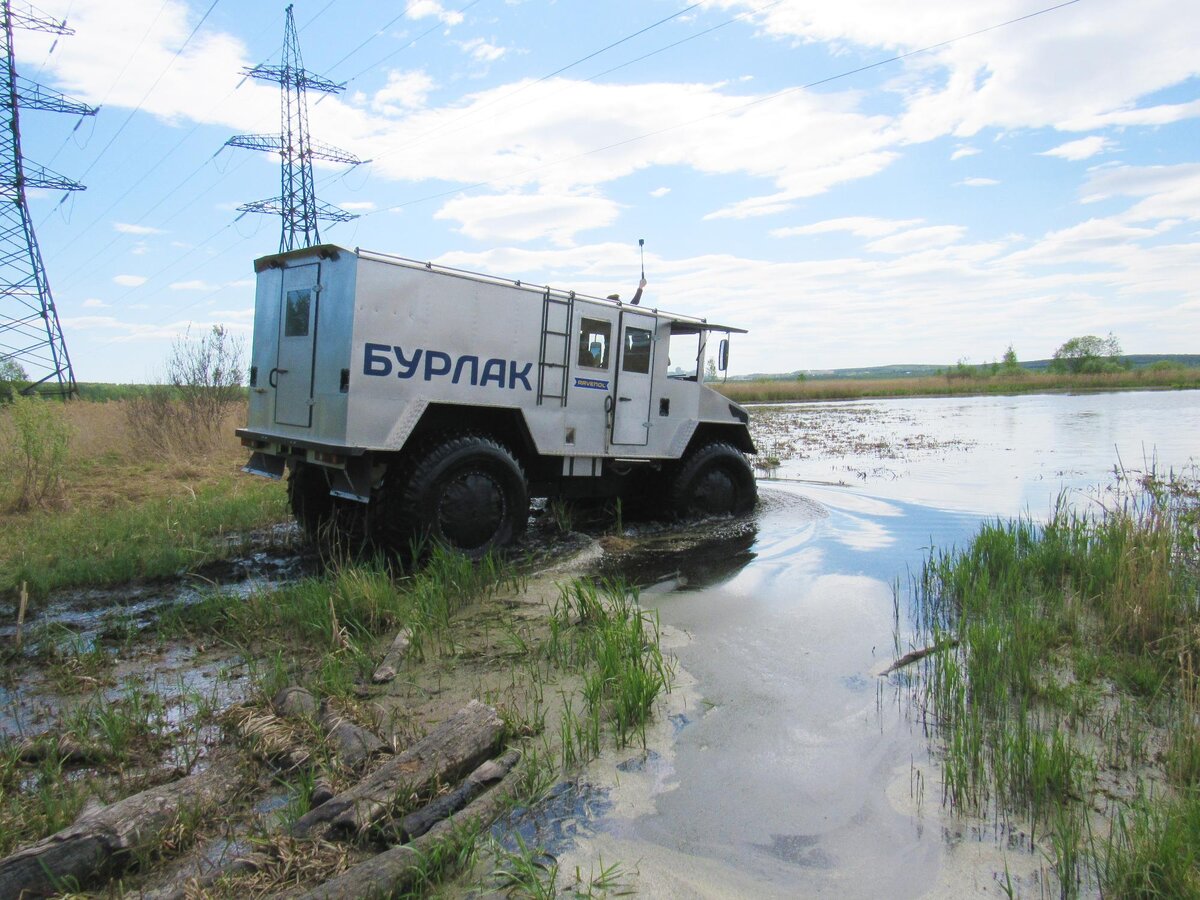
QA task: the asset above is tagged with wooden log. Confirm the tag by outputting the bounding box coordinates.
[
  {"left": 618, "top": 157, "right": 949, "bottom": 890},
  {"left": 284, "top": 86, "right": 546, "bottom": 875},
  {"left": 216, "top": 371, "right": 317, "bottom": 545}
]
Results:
[
  {"left": 0, "top": 757, "right": 251, "bottom": 899},
  {"left": 372, "top": 628, "right": 413, "bottom": 683},
  {"left": 274, "top": 686, "right": 321, "bottom": 719},
  {"left": 15, "top": 581, "right": 28, "bottom": 652},
  {"left": 396, "top": 749, "right": 520, "bottom": 842},
  {"left": 319, "top": 699, "right": 388, "bottom": 771},
  {"left": 270, "top": 687, "right": 388, "bottom": 771},
  {"left": 292, "top": 767, "right": 524, "bottom": 900},
  {"left": 881, "top": 639, "right": 960, "bottom": 675},
  {"left": 291, "top": 700, "right": 503, "bottom": 840}
]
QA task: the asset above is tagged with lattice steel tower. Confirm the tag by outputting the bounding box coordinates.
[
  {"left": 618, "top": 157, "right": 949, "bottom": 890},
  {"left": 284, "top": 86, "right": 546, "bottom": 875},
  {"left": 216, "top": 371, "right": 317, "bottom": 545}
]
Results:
[
  {"left": 227, "top": 4, "right": 359, "bottom": 252},
  {"left": 0, "top": 0, "right": 96, "bottom": 396}
]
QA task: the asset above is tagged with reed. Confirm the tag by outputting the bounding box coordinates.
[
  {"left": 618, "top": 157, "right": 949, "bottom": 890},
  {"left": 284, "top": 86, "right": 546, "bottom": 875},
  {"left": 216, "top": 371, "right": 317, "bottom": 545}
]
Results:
[
  {"left": 907, "top": 466, "right": 1200, "bottom": 889},
  {"left": 717, "top": 367, "right": 1200, "bottom": 404}
]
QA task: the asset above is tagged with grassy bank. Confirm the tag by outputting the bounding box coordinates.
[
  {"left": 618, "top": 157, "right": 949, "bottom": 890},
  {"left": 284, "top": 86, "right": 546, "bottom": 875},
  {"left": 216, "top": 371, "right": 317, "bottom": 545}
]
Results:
[
  {"left": 717, "top": 367, "right": 1200, "bottom": 403},
  {"left": 0, "top": 399, "right": 287, "bottom": 600},
  {"left": 906, "top": 468, "right": 1200, "bottom": 896},
  {"left": 1, "top": 545, "right": 671, "bottom": 896}
]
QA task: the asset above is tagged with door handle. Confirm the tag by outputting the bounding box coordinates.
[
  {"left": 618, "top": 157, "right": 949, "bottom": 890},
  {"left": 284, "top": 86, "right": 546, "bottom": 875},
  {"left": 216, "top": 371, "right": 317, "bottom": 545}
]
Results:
[
  {"left": 268, "top": 367, "right": 289, "bottom": 388},
  {"left": 618, "top": 396, "right": 632, "bottom": 402}
]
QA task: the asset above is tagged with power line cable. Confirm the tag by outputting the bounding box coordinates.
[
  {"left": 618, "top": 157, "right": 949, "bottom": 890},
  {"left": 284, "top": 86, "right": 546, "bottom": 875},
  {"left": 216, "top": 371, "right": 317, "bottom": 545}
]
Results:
[
  {"left": 328, "top": 0, "right": 484, "bottom": 94},
  {"left": 316, "top": 0, "right": 784, "bottom": 190},
  {"left": 322, "top": 0, "right": 429, "bottom": 75},
  {"left": 71, "top": 0, "right": 222, "bottom": 185},
  {"left": 342, "top": 2, "right": 703, "bottom": 165},
  {"left": 357, "top": 0, "right": 1085, "bottom": 219}
]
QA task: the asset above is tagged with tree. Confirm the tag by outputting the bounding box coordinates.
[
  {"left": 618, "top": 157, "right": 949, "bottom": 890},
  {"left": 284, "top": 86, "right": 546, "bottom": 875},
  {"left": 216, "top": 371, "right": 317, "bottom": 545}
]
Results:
[
  {"left": 1050, "top": 334, "right": 1123, "bottom": 374},
  {"left": 705, "top": 357, "right": 717, "bottom": 379},
  {"left": 124, "top": 325, "right": 246, "bottom": 454},
  {"left": 0, "top": 358, "right": 28, "bottom": 403},
  {"left": 1001, "top": 345, "right": 1023, "bottom": 376}
]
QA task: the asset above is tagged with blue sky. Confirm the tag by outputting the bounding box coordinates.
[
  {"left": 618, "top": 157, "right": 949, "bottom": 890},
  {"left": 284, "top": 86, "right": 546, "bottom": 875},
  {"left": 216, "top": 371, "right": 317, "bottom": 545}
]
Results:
[{"left": 11, "top": 0, "right": 1200, "bottom": 382}]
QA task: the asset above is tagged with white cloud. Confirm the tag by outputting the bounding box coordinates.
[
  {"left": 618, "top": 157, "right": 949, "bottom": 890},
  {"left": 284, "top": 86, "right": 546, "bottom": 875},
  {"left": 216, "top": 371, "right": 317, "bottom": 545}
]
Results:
[
  {"left": 434, "top": 191, "right": 620, "bottom": 245},
  {"left": 339, "top": 201, "right": 376, "bottom": 211},
  {"left": 457, "top": 37, "right": 506, "bottom": 63},
  {"left": 958, "top": 177, "right": 999, "bottom": 187},
  {"left": 650, "top": 187, "right": 671, "bottom": 198},
  {"left": 370, "top": 70, "right": 435, "bottom": 114},
  {"left": 407, "top": 0, "right": 464, "bottom": 26},
  {"left": 113, "top": 274, "right": 147, "bottom": 287},
  {"left": 1082, "top": 163, "right": 1200, "bottom": 223},
  {"left": 867, "top": 225, "right": 966, "bottom": 254},
  {"left": 709, "top": 0, "right": 1200, "bottom": 140},
  {"left": 114, "top": 222, "right": 163, "bottom": 235},
  {"left": 81, "top": 298, "right": 108, "bottom": 308},
  {"left": 950, "top": 145, "right": 980, "bottom": 160},
  {"left": 1042, "top": 136, "right": 1111, "bottom": 161},
  {"left": 772, "top": 217, "right": 924, "bottom": 239}
]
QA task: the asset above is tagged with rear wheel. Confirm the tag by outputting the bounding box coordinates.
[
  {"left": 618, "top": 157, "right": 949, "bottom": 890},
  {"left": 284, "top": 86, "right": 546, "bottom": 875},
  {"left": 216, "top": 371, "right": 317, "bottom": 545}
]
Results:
[
  {"left": 288, "top": 463, "right": 366, "bottom": 547},
  {"left": 669, "top": 442, "right": 757, "bottom": 518},
  {"left": 288, "top": 463, "right": 336, "bottom": 540},
  {"left": 387, "top": 435, "right": 528, "bottom": 558}
]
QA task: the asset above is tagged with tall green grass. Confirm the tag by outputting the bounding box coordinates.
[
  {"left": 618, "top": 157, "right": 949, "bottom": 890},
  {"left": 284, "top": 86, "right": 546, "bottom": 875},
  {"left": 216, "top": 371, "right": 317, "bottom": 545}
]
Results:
[
  {"left": 547, "top": 579, "right": 674, "bottom": 763},
  {"left": 1, "top": 475, "right": 287, "bottom": 599},
  {"left": 164, "top": 547, "right": 517, "bottom": 696},
  {"left": 907, "top": 468, "right": 1200, "bottom": 892}
]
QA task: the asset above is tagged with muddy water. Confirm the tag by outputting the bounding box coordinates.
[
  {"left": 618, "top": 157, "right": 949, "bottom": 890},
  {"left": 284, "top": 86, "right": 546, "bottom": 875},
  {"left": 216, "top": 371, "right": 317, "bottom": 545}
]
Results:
[{"left": 531, "top": 390, "right": 1200, "bottom": 898}]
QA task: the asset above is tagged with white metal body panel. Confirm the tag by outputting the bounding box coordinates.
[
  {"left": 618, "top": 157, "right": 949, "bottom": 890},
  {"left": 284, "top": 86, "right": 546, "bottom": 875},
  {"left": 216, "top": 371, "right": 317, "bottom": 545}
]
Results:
[{"left": 244, "top": 246, "right": 748, "bottom": 462}]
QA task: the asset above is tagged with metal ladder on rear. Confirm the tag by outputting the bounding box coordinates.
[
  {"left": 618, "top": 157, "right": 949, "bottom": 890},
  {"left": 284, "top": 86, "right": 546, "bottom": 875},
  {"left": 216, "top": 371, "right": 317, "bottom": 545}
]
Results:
[{"left": 537, "top": 289, "right": 574, "bottom": 406}]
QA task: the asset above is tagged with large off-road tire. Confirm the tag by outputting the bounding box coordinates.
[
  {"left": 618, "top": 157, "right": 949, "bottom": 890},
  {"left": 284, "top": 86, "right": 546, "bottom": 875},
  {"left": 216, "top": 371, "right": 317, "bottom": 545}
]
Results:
[
  {"left": 669, "top": 442, "right": 757, "bottom": 518},
  {"left": 387, "top": 435, "right": 528, "bottom": 558}
]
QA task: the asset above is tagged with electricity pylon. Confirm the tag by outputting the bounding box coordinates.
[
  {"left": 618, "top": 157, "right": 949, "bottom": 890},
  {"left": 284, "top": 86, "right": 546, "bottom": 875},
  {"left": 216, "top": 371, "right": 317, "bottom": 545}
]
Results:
[
  {"left": 0, "top": 0, "right": 96, "bottom": 397},
  {"left": 227, "top": 4, "right": 359, "bottom": 252}
]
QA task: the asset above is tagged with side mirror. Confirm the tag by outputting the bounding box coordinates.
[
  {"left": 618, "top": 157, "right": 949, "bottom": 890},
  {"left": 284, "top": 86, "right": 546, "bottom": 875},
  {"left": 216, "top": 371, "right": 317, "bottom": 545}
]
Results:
[{"left": 718, "top": 338, "right": 729, "bottom": 372}]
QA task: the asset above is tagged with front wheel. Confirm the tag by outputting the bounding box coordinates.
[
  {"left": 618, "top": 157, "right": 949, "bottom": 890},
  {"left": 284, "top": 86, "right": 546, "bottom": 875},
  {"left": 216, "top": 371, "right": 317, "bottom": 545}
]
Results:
[
  {"left": 392, "top": 435, "right": 528, "bottom": 558},
  {"left": 669, "top": 442, "right": 757, "bottom": 518}
]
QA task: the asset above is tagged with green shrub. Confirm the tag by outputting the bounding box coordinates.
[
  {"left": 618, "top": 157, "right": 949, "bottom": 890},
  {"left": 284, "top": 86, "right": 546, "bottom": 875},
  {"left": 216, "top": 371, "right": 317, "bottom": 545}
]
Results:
[{"left": 2, "top": 394, "right": 71, "bottom": 511}]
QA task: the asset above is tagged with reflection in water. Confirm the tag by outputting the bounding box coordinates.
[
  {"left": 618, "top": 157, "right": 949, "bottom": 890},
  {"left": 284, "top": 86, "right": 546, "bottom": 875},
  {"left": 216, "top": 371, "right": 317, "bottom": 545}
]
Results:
[
  {"left": 599, "top": 520, "right": 761, "bottom": 591},
  {"left": 526, "top": 393, "right": 1199, "bottom": 898}
]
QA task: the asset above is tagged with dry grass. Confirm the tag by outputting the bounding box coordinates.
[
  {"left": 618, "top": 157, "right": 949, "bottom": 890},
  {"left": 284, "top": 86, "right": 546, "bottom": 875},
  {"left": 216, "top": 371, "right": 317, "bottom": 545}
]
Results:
[
  {"left": 0, "top": 399, "right": 255, "bottom": 512},
  {"left": 716, "top": 368, "right": 1200, "bottom": 404},
  {"left": 0, "top": 399, "right": 288, "bottom": 597}
]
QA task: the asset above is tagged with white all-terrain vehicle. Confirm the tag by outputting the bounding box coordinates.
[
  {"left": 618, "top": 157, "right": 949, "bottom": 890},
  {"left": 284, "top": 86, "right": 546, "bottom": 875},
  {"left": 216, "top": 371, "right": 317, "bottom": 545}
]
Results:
[{"left": 238, "top": 244, "right": 756, "bottom": 554}]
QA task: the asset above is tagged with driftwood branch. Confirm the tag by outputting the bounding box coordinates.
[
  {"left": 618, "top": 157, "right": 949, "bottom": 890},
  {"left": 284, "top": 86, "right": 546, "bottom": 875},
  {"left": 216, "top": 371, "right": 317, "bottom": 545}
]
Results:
[
  {"left": 881, "top": 639, "right": 960, "bottom": 675},
  {"left": 372, "top": 628, "right": 413, "bottom": 684},
  {"left": 319, "top": 699, "right": 388, "bottom": 771},
  {"left": 397, "top": 749, "right": 520, "bottom": 842},
  {"left": 293, "top": 767, "right": 525, "bottom": 900},
  {"left": 0, "top": 757, "right": 251, "bottom": 899},
  {"left": 291, "top": 700, "right": 503, "bottom": 840}
]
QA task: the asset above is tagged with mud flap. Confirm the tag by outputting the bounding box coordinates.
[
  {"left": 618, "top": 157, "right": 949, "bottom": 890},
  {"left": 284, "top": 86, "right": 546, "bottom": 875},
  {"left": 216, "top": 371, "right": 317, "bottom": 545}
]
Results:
[
  {"left": 243, "top": 452, "right": 286, "bottom": 479},
  {"left": 330, "top": 462, "right": 373, "bottom": 504}
]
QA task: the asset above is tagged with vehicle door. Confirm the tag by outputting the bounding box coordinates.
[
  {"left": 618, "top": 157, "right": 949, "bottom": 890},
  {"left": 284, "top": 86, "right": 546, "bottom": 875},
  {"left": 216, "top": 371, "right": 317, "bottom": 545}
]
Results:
[
  {"left": 567, "top": 306, "right": 620, "bottom": 454},
  {"left": 274, "top": 262, "right": 320, "bottom": 427},
  {"left": 611, "top": 310, "right": 656, "bottom": 446}
]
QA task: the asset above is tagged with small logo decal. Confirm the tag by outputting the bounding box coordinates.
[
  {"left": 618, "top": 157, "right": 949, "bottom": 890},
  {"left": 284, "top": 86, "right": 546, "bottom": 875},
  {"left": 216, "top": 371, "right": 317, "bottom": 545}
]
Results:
[{"left": 574, "top": 377, "right": 609, "bottom": 391}]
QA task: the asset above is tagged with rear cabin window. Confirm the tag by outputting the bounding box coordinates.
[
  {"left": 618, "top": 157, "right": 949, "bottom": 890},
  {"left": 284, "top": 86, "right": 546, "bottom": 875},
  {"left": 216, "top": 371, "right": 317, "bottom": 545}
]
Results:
[
  {"left": 577, "top": 318, "right": 611, "bottom": 369},
  {"left": 284, "top": 289, "right": 311, "bottom": 337},
  {"left": 622, "top": 326, "right": 652, "bottom": 374}
]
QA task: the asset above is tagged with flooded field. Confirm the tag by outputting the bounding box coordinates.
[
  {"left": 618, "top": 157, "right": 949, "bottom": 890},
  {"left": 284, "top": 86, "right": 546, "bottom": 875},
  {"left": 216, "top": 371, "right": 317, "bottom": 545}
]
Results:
[
  {"left": 527, "top": 389, "right": 1200, "bottom": 897},
  {"left": 2, "top": 389, "right": 1197, "bottom": 896}
]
